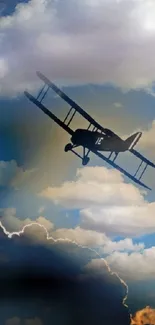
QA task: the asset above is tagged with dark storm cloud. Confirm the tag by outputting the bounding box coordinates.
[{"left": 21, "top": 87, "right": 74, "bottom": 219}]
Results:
[{"left": 0, "top": 226, "right": 130, "bottom": 325}]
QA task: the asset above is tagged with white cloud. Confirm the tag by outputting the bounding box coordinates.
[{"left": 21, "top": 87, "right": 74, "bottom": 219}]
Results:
[
  {"left": 137, "top": 120, "right": 155, "bottom": 151},
  {"left": 113, "top": 102, "right": 123, "bottom": 108},
  {"left": 53, "top": 226, "right": 108, "bottom": 246},
  {"left": 106, "top": 247, "right": 155, "bottom": 280},
  {"left": 84, "top": 249, "right": 155, "bottom": 281},
  {"left": 40, "top": 166, "right": 143, "bottom": 209},
  {"left": 84, "top": 258, "right": 110, "bottom": 275},
  {"left": 40, "top": 166, "right": 155, "bottom": 237},
  {"left": 102, "top": 237, "right": 144, "bottom": 254},
  {"left": 1, "top": 0, "right": 155, "bottom": 95},
  {"left": 122, "top": 119, "right": 155, "bottom": 152},
  {"left": 0, "top": 207, "right": 144, "bottom": 254},
  {"left": 38, "top": 206, "right": 45, "bottom": 214},
  {"left": 53, "top": 226, "right": 144, "bottom": 253},
  {"left": 0, "top": 58, "right": 8, "bottom": 78},
  {"left": 0, "top": 207, "right": 54, "bottom": 233}
]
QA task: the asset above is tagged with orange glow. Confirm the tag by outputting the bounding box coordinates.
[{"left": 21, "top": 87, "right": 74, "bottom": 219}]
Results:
[{"left": 131, "top": 306, "right": 155, "bottom": 325}]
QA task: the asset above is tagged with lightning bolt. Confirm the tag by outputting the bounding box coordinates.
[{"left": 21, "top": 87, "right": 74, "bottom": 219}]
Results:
[{"left": 0, "top": 220, "right": 129, "bottom": 310}]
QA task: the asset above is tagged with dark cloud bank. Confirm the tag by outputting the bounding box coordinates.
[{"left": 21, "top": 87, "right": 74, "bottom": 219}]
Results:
[{"left": 0, "top": 226, "right": 130, "bottom": 325}]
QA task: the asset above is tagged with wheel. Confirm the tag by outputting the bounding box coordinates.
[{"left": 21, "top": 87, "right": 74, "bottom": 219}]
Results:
[
  {"left": 82, "top": 157, "right": 90, "bottom": 166},
  {"left": 64, "top": 143, "right": 73, "bottom": 152}
]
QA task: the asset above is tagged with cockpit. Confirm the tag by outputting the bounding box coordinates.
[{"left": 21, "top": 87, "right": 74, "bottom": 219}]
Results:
[{"left": 104, "top": 128, "right": 116, "bottom": 137}]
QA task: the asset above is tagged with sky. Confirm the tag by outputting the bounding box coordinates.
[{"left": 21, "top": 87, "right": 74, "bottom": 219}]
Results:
[{"left": 1, "top": 0, "right": 155, "bottom": 324}]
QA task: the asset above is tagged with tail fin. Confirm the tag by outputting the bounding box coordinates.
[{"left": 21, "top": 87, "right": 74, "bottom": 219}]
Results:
[{"left": 124, "top": 132, "right": 142, "bottom": 150}]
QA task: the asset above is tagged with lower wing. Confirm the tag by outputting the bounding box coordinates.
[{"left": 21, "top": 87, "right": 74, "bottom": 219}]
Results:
[
  {"left": 92, "top": 149, "right": 151, "bottom": 190},
  {"left": 129, "top": 148, "right": 155, "bottom": 168}
]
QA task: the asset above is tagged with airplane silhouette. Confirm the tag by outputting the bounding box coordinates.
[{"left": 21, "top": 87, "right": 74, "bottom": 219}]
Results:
[{"left": 24, "top": 71, "right": 155, "bottom": 190}]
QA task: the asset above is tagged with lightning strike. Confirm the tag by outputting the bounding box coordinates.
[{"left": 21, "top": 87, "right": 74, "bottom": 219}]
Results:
[{"left": 0, "top": 221, "right": 129, "bottom": 310}]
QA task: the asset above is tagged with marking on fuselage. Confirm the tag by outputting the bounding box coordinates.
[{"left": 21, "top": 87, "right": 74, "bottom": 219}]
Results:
[{"left": 95, "top": 137, "right": 104, "bottom": 145}]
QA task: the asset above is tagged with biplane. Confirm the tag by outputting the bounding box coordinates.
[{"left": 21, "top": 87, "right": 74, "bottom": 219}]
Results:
[{"left": 24, "top": 71, "right": 155, "bottom": 190}]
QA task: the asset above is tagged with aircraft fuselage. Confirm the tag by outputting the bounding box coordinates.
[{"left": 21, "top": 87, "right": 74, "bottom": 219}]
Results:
[{"left": 71, "top": 128, "right": 126, "bottom": 152}]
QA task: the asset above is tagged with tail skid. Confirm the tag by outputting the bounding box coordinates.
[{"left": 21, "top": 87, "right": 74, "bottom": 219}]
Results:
[{"left": 125, "top": 132, "right": 142, "bottom": 150}]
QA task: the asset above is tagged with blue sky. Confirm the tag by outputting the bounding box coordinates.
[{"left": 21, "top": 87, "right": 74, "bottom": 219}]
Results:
[{"left": 1, "top": 0, "right": 155, "bottom": 324}]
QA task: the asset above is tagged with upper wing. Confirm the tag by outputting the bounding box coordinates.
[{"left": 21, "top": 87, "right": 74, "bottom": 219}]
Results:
[
  {"left": 92, "top": 149, "right": 151, "bottom": 190},
  {"left": 36, "top": 71, "right": 107, "bottom": 133},
  {"left": 24, "top": 90, "right": 74, "bottom": 136},
  {"left": 130, "top": 148, "right": 155, "bottom": 168}
]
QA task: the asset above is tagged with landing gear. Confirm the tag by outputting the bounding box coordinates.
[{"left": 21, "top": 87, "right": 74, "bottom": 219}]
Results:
[
  {"left": 113, "top": 152, "right": 118, "bottom": 162},
  {"left": 64, "top": 143, "right": 90, "bottom": 166},
  {"left": 64, "top": 143, "right": 73, "bottom": 152},
  {"left": 82, "top": 157, "right": 90, "bottom": 166}
]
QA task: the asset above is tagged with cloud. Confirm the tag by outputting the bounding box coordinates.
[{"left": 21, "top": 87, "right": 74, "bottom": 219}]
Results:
[
  {"left": 1, "top": 0, "right": 155, "bottom": 95},
  {"left": 106, "top": 247, "right": 155, "bottom": 280},
  {"left": 84, "top": 258, "right": 112, "bottom": 276},
  {"left": 0, "top": 160, "right": 36, "bottom": 188},
  {"left": 53, "top": 226, "right": 144, "bottom": 253},
  {"left": 0, "top": 208, "right": 143, "bottom": 253},
  {"left": 38, "top": 206, "right": 45, "bottom": 214},
  {"left": 0, "top": 207, "right": 54, "bottom": 235},
  {"left": 0, "top": 222, "right": 130, "bottom": 325},
  {"left": 131, "top": 306, "right": 155, "bottom": 325},
  {"left": 113, "top": 102, "right": 123, "bottom": 108},
  {"left": 137, "top": 120, "right": 155, "bottom": 151},
  {"left": 40, "top": 166, "right": 142, "bottom": 208},
  {"left": 39, "top": 166, "right": 155, "bottom": 237},
  {"left": 122, "top": 119, "right": 155, "bottom": 154}
]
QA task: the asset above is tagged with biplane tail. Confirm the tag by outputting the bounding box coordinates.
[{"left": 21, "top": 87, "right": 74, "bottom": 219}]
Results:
[{"left": 124, "top": 131, "right": 142, "bottom": 150}]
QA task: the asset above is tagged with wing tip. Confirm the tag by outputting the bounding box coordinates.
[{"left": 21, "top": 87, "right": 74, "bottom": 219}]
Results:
[{"left": 36, "top": 70, "right": 43, "bottom": 79}]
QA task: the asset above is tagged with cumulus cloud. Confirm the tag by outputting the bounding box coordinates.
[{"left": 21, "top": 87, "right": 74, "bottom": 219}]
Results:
[
  {"left": 40, "top": 166, "right": 143, "bottom": 209},
  {"left": 1, "top": 0, "right": 155, "bottom": 95},
  {"left": 106, "top": 247, "right": 155, "bottom": 280},
  {"left": 0, "top": 208, "right": 143, "bottom": 253},
  {"left": 0, "top": 207, "right": 54, "bottom": 234},
  {"left": 84, "top": 258, "right": 111, "bottom": 276},
  {"left": 39, "top": 166, "right": 155, "bottom": 237},
  {"left": 53, "top": 226, "right": 144, "bottom": 253},
  {"left": 85, "top": 249, "right": 155, "bottom": 281}
]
